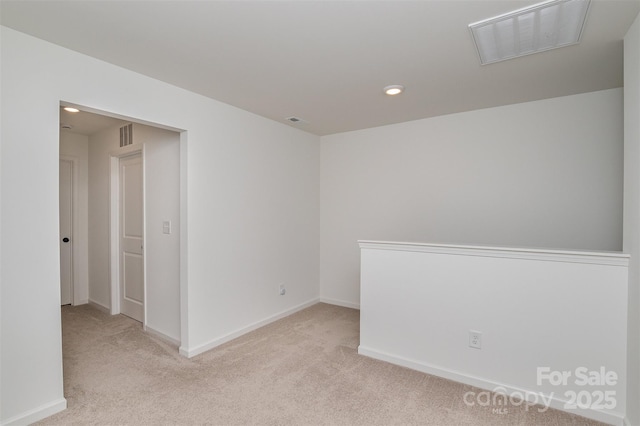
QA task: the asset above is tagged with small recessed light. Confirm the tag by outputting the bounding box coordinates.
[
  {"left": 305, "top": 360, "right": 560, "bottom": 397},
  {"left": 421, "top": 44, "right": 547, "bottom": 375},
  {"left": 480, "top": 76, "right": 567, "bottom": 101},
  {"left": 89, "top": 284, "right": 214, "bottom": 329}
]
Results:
[
  {"left": 63, "top": 107, "right": 80, "bottom": 113},
  {"left": 384, "top": 85, "right": 404, "bottom": 96}
]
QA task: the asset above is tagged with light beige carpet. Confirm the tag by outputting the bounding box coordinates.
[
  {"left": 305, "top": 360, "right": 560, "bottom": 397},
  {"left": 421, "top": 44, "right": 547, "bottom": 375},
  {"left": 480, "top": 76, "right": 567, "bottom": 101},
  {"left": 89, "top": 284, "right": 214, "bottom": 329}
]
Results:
[{"left": 38, "top": 303, "right": 604, "bottom": 425}]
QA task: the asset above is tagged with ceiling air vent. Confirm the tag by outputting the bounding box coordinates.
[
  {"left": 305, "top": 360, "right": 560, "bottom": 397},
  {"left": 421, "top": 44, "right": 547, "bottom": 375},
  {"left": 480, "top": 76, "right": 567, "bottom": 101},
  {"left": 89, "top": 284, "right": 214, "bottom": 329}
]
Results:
[
  {"left": 120, "top": 123, "right": 133, "bottom": 147},
  {"left": 469, "top": 0, "right": 590, "bottom": 65},
  {"left": 286, "top": 116, "right": 308, "bottom": 125},
  {"left": 60, "top": 123, "right": 73, "bottom": 130}
]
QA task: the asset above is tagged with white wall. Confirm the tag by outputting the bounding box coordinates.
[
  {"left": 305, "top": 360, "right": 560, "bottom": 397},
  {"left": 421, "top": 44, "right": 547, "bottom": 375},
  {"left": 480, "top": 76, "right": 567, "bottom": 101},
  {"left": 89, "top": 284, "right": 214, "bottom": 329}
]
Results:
[
  {"left": 0, "top": 26, "right": 320, "bottom": 424},
  {"left": 320, "top": 89, "right": 624, "bottom": 308},
  {"left": 0, "top": 22, "right": 628, "bottom": 425},
  {"left": 137, "top": 124, "right": 181, "bottom": 342},
  {"left": 59, "top": 132, "right": 89, "bottom": 305},
  {"left": 87, "top": 125, "right": 117, "bottom": 309},
  {"left": 88, "top": 123, "right": 181, "bottom": 342},
  {"left": 359, "top": 241, "right": 628, "bottom": 425},
  {"left": 623, "top": 13, "right": 640, "bottom": 426}
]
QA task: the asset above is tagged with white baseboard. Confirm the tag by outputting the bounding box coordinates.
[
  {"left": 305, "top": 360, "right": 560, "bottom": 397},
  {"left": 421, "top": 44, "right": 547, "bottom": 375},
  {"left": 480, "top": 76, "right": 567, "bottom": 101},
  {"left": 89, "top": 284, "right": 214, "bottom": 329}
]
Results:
[
  {"left": 358, "top": 346, "right": 624, "bottom": 426},
  {"left": 180, "top": 298, "right": 320, "bottom": 358},
  {"left": 88, "top": 299, "right": 110, "bottom": 313},
  {"left": 144, "top": 324, "right": 181, "bottom": 346},
  {"left": 73, "top": 298, "right": 89, "bottom": 306},
  {"left": 319, "top": 297, "right": 360, "bottom": 310},
  {"left": 1, "top": 398, "right": 66, "bottom": 426}
]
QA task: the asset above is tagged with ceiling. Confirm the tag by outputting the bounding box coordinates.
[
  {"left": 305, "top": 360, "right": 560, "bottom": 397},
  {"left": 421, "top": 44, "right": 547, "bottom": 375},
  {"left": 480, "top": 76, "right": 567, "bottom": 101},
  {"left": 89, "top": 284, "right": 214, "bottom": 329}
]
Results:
[
  {"left": 60, "top": 107, "right": 128, "bottom": 136},
  {"left": 2, "top": 0, "right": 639, "bottom": 136}
]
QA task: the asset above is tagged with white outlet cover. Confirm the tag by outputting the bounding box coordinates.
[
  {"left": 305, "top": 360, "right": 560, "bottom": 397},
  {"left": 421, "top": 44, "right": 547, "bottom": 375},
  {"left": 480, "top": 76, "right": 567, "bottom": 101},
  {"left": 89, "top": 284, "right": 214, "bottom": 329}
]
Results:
[{"left": 469, "top": 330, "right": 482, "bottom": 349}]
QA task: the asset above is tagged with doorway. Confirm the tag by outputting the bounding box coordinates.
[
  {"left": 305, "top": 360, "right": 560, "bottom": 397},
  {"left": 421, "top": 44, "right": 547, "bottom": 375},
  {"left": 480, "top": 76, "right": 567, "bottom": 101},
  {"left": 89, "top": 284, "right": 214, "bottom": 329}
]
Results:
[
  {"left": 111, "top": 149, "right": 145, "bottom": 323},
  {"left": 59, "top": 104, "right": 183, "bottom": 344}
]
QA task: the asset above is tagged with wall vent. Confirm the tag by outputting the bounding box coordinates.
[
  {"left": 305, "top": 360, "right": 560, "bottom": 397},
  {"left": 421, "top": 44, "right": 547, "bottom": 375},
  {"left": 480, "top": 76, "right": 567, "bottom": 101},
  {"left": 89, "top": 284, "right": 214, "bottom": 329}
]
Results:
[{"left": 120, "top": 123, "right": 133, "bottom": 147}]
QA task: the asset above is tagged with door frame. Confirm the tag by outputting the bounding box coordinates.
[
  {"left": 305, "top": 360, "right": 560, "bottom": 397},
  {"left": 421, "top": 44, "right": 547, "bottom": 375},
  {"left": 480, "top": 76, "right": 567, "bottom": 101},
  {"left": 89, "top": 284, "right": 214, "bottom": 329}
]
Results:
[
  {"left": 61, "top": 99, "right": 188, "bottom": 352},
  {"left": 109, "top": 144, "right": 146, "bottom": 325},
  {"left": 60, "top": 155, "right": 79, "bottom": 305}
]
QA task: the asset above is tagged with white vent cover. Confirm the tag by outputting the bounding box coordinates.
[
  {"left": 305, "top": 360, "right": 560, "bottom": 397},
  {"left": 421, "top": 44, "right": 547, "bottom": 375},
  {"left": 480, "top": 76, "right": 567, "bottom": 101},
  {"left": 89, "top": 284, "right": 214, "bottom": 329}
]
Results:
[
  {"left": 469, "top": 0, "right": 590, "bottom": 65},
  {"left": 120, "top": 123, "right": 133, "bottom": 147}
]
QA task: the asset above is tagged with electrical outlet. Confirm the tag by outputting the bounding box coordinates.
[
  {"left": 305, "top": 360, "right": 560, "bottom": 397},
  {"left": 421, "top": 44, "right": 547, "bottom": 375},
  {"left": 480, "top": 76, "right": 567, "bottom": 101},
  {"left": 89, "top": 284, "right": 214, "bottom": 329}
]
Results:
[
  {"left": 469, "top": 330, "right": 482, "bottom": 349},
  {"left": 279, "top": 284, "right": 286, "bottom": 296}
]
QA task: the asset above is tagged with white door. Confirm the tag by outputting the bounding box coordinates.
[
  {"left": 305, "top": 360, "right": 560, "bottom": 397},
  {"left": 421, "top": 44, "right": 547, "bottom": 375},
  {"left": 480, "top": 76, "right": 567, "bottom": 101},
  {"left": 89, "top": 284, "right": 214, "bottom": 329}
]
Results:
[
  {"left": 59, "top": 159, "right": 73, "bottom": 305},
  {"left": 119, "top": 153, "right": 144, "bottom": 322}
]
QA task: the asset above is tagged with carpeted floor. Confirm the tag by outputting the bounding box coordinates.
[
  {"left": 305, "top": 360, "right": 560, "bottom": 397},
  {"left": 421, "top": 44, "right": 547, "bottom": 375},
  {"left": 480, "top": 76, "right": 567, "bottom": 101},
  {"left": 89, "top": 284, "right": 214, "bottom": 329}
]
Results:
[{"left": 37, "top": 303, "right": 604, "bottom": 425}]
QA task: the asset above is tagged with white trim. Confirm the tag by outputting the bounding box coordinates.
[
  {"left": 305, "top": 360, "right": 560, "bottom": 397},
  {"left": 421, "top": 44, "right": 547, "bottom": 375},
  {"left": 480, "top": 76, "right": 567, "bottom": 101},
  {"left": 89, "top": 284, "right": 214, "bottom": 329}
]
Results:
[
  {"left": 109, "top": 144, "right": 145, "bottom": 321},
  {"left": 88, "top": 299, "right": 110, "bottom": 313},
  {"left": 179, "top": 131, "right": 188, "bottom": 353},
  {"left": 358, "top": 346, "right": 624, "bottom": 426},
  {"left": 141, "top": 145, "right": 148, "bottom": 326},
  {"left": 180, "top": 298, "right": 320, "bottom": 358},
  {"left": 144, "top": 324, "right": 181, "bottom": 346},
  {"left": 358, "top": 240, "right": 630, "bottom": 267},
  {"left": 319, "top": 297, "right": 360, "bottom": 310},
  {"left": 0, "top": 398, "right": 66, "bottom": 426}
]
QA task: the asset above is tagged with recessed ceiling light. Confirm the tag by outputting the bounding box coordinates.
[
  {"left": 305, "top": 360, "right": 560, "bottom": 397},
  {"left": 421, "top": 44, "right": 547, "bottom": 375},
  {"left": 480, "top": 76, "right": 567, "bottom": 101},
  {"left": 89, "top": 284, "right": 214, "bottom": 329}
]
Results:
[
  {"left": 469, "top": 0, "right": 591, "bottom": 65},
  {"left": 384, "top": 85, "right": 404, "bottom": 96},
  {"left": 63, "top": 107, "right": 80, "bottom": 113}
]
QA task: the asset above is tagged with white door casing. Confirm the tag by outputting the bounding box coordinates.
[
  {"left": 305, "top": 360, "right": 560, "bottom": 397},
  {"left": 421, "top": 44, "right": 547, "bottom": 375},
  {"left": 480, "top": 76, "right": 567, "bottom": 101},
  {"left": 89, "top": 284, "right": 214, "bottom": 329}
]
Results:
[
  {"left": 59, "top": 158, "right": 73, "bottom": 305},
  {"left": 119, "top": 152, "right": 144, "bottom": 322},
  {"left": 110, "top": 145, "right": 145, "bottom": 323}
]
